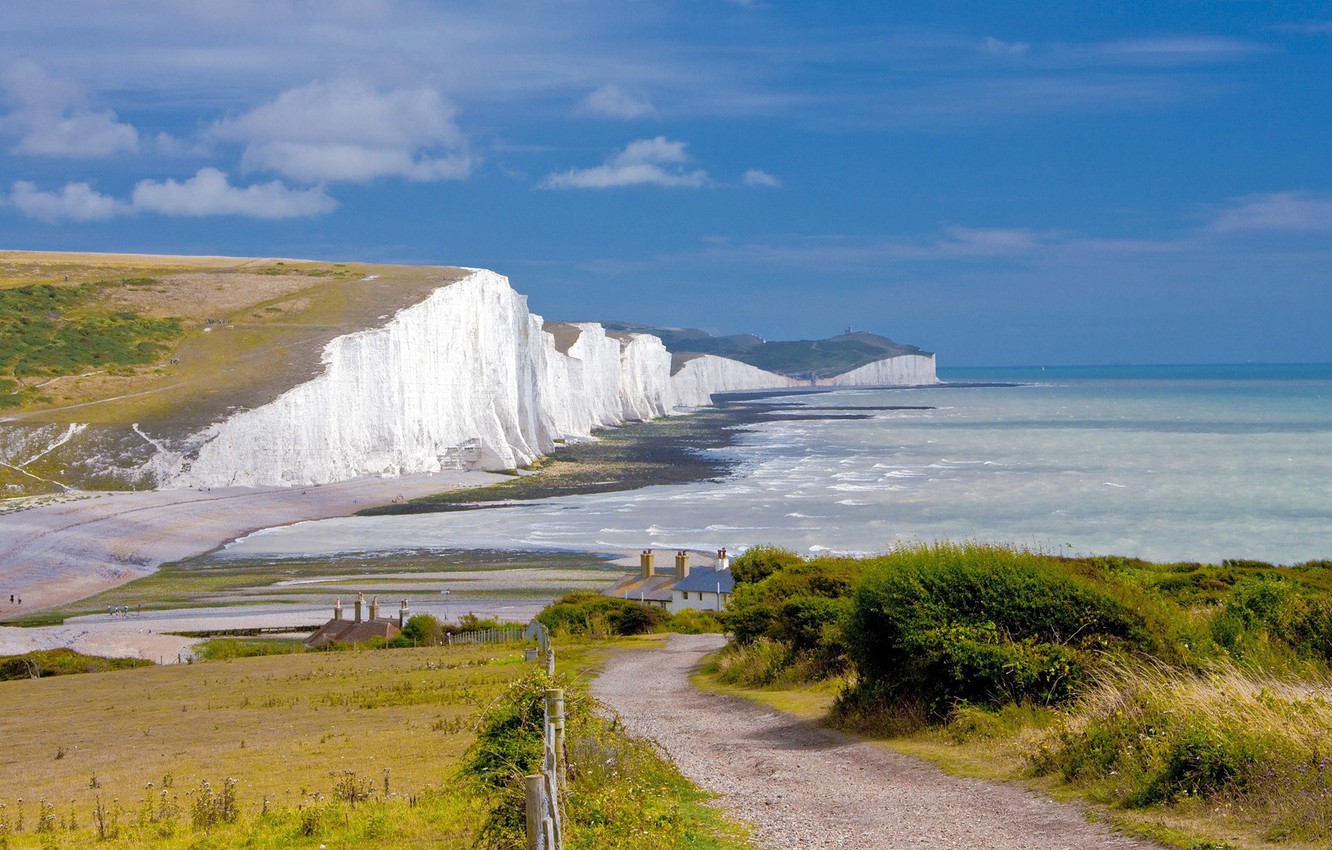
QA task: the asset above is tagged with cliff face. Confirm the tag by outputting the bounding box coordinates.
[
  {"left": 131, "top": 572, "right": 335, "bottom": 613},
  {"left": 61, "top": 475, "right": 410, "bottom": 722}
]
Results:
[
  {"left": 815, "top": 354, "right": 938, "bottom": 387},
  {"left": 152, "top": 270, "right": 553, "bottom": 486},
  {"left": 147, "top": 269, "right": 934, "bottom": 489},
  {"left": 670, "top": 355, "right": 800, "bottom": 406}
]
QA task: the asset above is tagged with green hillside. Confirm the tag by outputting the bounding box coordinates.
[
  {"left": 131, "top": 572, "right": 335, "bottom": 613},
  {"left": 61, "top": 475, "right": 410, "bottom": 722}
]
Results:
[{"left": 601, "top": 322, "right": 931, "bottom": 379}]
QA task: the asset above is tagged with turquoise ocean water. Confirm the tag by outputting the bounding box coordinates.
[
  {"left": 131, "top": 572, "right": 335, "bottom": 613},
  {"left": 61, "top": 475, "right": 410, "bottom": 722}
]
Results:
[{"left": 224, "top": 364, "right": 1332, "bottom": 565}]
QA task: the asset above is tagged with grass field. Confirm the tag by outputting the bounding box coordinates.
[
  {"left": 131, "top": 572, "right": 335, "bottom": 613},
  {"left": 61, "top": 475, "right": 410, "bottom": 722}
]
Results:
[
  {"left": 0, "top": 641, "right": 526, "bottom": 847},
  {"left": 0, "top": 634, "right": 751, "bottom": 848}
]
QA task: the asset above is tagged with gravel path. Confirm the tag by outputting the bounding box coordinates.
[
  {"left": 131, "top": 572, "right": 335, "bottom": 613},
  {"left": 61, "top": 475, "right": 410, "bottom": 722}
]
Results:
[{"left": 593, "top": 634, "right": 1159, "bottom": 850}]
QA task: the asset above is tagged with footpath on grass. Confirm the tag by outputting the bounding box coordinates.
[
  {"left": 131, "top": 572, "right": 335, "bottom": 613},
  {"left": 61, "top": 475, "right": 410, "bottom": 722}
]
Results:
[{"left": 592, "top": 633, "right": 1160, "bottom": 850}]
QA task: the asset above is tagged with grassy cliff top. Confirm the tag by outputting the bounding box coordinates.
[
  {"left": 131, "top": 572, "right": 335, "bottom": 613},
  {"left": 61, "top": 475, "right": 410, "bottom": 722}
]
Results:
[
  {"left": 600, "top": 322, "right": 932, "bottom": 380},
  {"left": 0, "top": 251, "right": 466, "bottom": 431}
]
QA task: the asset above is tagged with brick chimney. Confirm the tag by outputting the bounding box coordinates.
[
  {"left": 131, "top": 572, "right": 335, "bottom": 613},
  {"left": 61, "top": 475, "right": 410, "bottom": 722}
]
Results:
[
  {"left": 717, "top": 548, "right": 730, "bottom": 571},
  {"left": 675, "top": 550, "right": 690, "bottom": 580},
  {"left": 355, "top": 592, "right": 364, "bottom": 623},
  {"left": 399, "top": 599, "right": 409, "bottom": 629},
  {"left": 369, "top": 596, "right": 380, "bottom": 621},
  {"left": 640, "top": 549, "right": 655, "bottom": 579},
  {"left": 334, "top": 598, "right": 343, "bottom": 621}
]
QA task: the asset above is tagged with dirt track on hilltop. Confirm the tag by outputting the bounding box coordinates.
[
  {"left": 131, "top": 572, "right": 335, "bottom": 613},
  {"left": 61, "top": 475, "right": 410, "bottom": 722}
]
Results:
[{"left": 592, "top": 634, "right": 1160, "bottom": 850}]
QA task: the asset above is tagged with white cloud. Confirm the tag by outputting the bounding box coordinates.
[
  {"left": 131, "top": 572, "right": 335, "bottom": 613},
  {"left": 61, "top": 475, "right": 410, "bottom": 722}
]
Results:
[
  {"left": 1094, "top": 37, "right": 1265, "bottom": 64},
  {"left": 131, "top": 168, "right": 337, "bottom": 218},
  {"left": 10, "top": 168, "right": 336, "bottom": 222},
  {"left": 935, "top": 227, "right": 1045, "bottom": 256},
  {"left": 742, "top": 168, "right": 781, "bottom": 188},
  {"left": 983, "top": 37, "right": 1029, "bottom": 56},
  {"left": 1210, "top": 191, "right": 1332, "bottom": 233},
  {"left": 10, "top": 180, "right": 125, "bottom": 222},
  {"left": 539, "top": 136, "right": 707, "bottom": 189},
  {"left": 1, "top": 61, "right": 138, "bottom": 157},
  {"left": 578, "top": 84, "right": 654, "bottom": 118},
  {"left": 212, "top": 78, "right": 471, "bottom": 183}
]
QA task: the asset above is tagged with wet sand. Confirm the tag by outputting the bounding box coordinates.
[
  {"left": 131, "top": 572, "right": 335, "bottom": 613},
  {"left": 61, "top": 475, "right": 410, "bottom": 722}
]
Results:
[{"left": 0, "top": 471, "right": 499, "bottom": 618}]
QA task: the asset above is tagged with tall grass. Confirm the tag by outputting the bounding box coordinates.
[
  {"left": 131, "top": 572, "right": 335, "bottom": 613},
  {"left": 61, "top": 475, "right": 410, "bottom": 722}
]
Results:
[{"left": 1032, "top": 660, "right": 1332, "bottom": 841}]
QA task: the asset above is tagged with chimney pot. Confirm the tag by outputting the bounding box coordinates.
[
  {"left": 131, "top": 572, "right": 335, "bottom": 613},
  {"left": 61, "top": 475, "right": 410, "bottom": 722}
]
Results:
[{"left": 675, "top": 550, "right": 690, "bottom": 580}]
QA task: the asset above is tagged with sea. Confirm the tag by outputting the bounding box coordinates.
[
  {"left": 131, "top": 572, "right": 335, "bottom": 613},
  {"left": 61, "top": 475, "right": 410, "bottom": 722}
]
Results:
[{"left": 221, "top": 364, "right": 1332, "bottom": 566}]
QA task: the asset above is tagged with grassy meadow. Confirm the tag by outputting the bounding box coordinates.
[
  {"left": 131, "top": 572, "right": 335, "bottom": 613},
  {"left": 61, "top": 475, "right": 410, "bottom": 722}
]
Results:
[
  {"left": 0, "top": 635, "right": 754, "bottom": 849},
  {"left": 0, "top": 642, "right": 521, "bottom": 847}
]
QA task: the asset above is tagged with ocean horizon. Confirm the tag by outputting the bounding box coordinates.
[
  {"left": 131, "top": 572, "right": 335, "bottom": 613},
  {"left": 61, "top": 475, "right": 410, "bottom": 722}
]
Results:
[{"left": 222, "top": 363, "right": 1332, "bottom": 567}]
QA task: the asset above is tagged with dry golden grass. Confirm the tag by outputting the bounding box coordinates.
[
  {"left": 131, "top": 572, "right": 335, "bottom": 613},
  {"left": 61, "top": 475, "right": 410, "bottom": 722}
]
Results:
[
  {"left": 0, "top": 643, "right": 526, "bottom": 811},
  {"left": 1065, "top": 659, "right": 1332, "bottom": 748}
]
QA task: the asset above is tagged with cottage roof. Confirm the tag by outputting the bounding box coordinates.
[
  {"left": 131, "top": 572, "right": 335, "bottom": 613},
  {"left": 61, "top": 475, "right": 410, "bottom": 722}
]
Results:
[
  {"left": 672, "top": 567, "right": 735, "bottom": 595},
  {"left": 603, "top": 573, "right": 676, "bottom": 603},
  {"left": 305, "top": 617, "right": 400, "bottom": 648}
]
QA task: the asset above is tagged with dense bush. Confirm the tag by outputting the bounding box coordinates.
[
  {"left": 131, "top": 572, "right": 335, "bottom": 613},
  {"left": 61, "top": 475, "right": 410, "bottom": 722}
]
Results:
[
  {"left": 842, "top": 543, "right": 1157, "bottom": 716},
  {"left": 1211, "top": 574, "right": 1332, "bottom": 664},
  {"left": 665, "top": 607, "right": 723, "bottom": 634},
  {"left": 731, "top": 544, "right": 805, "bottom": 583},
  {"left": 721, "top": 551, "right": 859, "bottom": 644},
  {"left": 387, "top": 613, "right": 446, "bottom": 647},
  {"left": 537, "top": 591, "right": 669, "bottom": 636}
]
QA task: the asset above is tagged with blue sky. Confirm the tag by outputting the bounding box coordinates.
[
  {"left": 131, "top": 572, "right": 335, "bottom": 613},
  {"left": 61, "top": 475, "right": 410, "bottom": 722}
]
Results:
[{"left": 2, "top": 2, "right": 1330, "bottom": 366}]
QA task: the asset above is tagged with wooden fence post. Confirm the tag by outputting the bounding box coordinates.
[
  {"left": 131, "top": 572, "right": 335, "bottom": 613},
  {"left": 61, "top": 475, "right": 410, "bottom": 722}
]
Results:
[
  {"left": 525, "top": 774, "right": 545, "bottom": 850},
  {"left": 545, "top": 688, "right": 566, "bottom": 783}
]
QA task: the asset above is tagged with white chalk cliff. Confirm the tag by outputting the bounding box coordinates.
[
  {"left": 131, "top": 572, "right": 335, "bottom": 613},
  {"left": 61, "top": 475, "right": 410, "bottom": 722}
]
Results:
[
  {"left": 150, "top": 269, "right": 936, "bottom": 489},
  {"left": 815, "top": 354, "right": 938, "bottom": 387},
  {"left": 671, "top": 355, "right": 801, "bottom": 406}
]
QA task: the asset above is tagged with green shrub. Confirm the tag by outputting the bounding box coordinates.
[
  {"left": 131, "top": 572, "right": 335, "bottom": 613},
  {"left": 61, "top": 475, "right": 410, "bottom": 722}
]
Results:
[
  {"left": 842, "top": 543, "right": 1156, "bottom": 716},
  {"left": 666, "top": 607, "right": 723, "bottom": 634},
  {"left": 773, "top": 595, "right": 850, "bottom": 655},
  {"left": 537, "top": 592, "right": 668, "bottom": 636},
  {"left": 398, "top": 613, "right": 446, "bottom": 646},
  {"left": 1212, "top": 574, "right": 1332, "bottom": 665},
  {"left": 457, "top": 613, "right": 504, "bottom": 631},
  {"left": 731, "top": 545, "right": 804, "bottom": 583},
  {"left": 0, "top": 648, "right": 153, "bottom": 679}
]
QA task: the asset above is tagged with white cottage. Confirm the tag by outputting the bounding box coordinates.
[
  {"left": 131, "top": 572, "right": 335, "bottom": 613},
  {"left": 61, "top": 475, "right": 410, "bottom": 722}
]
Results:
[{"left": 605, "top": 548, "right": 736, "bottom": 614}]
